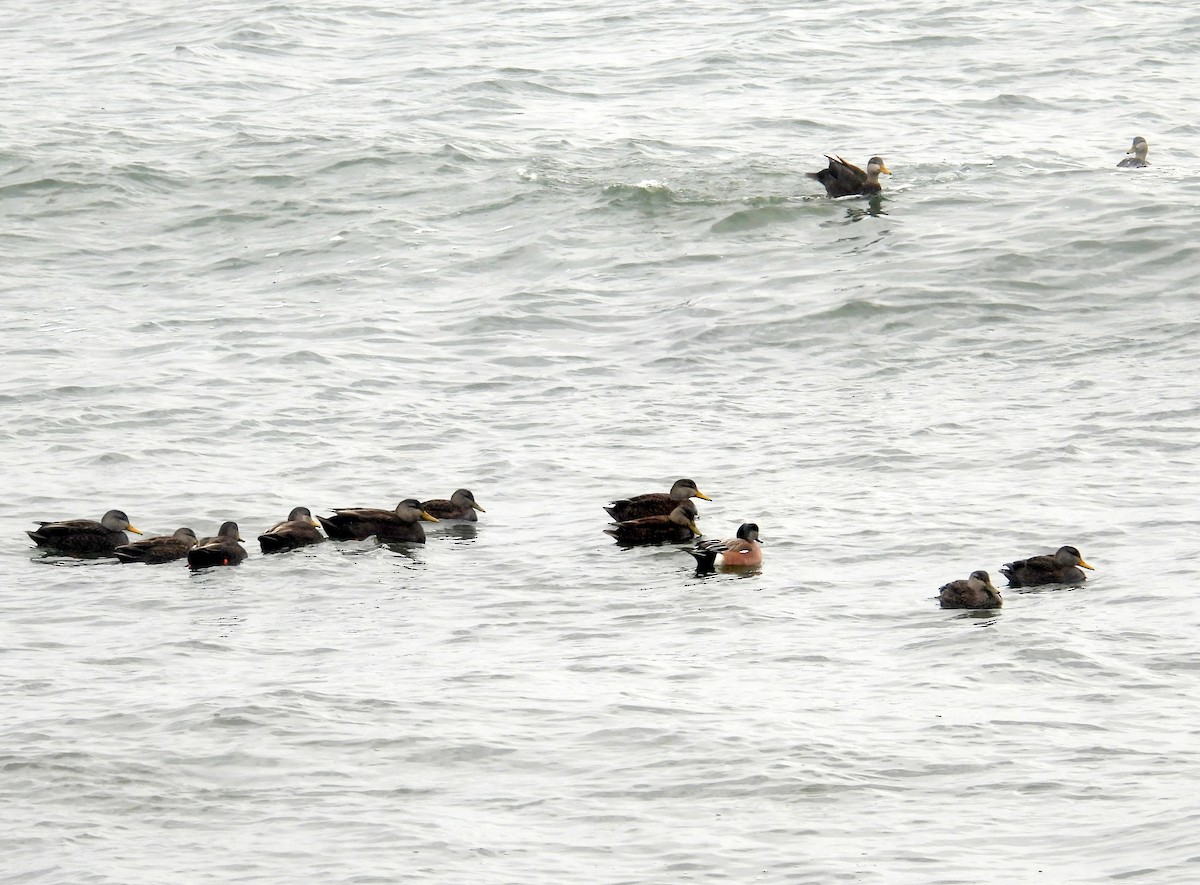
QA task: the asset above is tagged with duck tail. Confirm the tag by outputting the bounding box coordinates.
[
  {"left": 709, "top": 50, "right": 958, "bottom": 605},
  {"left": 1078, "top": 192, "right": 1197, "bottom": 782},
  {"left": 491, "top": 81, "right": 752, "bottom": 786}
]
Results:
[
  {"left": 316, "top": 515, "right": 354, "bottom": 541},
  {"left": 688, "top": 547, "right": 719, "bottom": 573},
  {"left": 187, "top": 547, "right": 227, "bottom": 570},
  {"left": 257, "top": 533, "right": 289, "bottom": 554}
]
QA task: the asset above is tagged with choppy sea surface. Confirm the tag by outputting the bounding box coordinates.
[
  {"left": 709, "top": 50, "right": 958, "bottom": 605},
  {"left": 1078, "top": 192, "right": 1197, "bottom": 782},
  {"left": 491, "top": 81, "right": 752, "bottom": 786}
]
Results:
[{"left": 4, "top": 1, "right": 1200, "bottom": 882}]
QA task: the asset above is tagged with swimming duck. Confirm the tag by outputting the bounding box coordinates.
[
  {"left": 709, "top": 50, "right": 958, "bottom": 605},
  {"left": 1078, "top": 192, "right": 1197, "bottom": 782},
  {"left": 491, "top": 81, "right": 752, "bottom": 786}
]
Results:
[
  {"left": 26, "top": 509, "right": 143, "bottom": 556},
  {"left": 317, "top": 499, "right": 439, "bottom": 544},
  {"left": 1000, "top": 545, "right": 1094, "bottom": 587},
  {"left": 187, "top": 521, "right": 248, "bottom": 569},
  {"left": 1117, "top": 137, "right": 1149, "bottom": 168},
  {"left": 603, "top": 478, "right": 712, "bottom": 522},
  {"left": 605, "top": 500, "right": 701, "bottom": 545},
  {"left": 114, "top": 527, "right": 198, "bottom": 564},
  {"left": 808, "top": 155, "right": 891, "bottom": 197},
  {"left": 420, "top": 489, "right": 485, "bottom": 521},
  {"left": 258, "top": 506, "right": 325, "bottom": 554},
  {"left": 938, "top": 570, "right": 1003, "bottom": 609},
  {"left": 689, "top": 522, "right": 763, "bottom": 571}
]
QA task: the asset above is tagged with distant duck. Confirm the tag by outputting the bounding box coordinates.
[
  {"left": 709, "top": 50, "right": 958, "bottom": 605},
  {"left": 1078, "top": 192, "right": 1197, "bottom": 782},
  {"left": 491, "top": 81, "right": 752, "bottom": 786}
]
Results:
[
  {"left": 1117, "top": 136, "right": 1149, "bottom": 168},
  {"left": 603, "top": 478, "right": 712, "bottom": 522},
  {"left": 1000, "top": 545, "right": 1094, "bottom": 587},
  {"left": 420, "top": 489, "right": 486, "bottom": 521},
  {"left": 258, "top": 506, "right": 324, "bottom": 554},
  {"left": 938, "top": 570, "right": 1003, "bottom": 609},
  {"left": 605, "top": 500, "right": 701, "bottom": 545},
  {"left": 317, "top": 499, "right": 439, "bottom": 544},
  {"left": 26, "top": 509, "right": 143, "bottom": 556},
  {"left": 808, "top": 155, "right": 891, "bottom": 197},
  {"left": 114, "top": 527, "right": 198, "bottom": 564},
  {"left": 187, "top": 521, "right": 247, "bottom": 569},
  {"left": 689, "top": 522, "right": 763, "bottom": 571}
]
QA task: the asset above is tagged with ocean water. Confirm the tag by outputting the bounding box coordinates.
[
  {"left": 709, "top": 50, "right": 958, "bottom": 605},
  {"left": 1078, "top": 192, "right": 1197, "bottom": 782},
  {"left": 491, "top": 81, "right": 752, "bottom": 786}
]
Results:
[{"left": 4, "top": 1, "right": 1200, "bottom": 882}]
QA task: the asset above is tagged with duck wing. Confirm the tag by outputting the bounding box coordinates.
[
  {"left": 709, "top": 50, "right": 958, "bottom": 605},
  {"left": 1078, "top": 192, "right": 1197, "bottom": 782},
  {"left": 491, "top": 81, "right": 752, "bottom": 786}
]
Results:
[
  {"left": 808, "top": 155, "right": 868, "bottom": 197},
  {"left": 604, "top": 493, "right": 672, "bottom": 521}
]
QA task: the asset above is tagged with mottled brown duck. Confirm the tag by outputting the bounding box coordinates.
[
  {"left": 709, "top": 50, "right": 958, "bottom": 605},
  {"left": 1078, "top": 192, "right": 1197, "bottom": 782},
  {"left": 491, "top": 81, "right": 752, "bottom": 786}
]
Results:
[
  {"left": 938, "top": 570, "right": 1003, "bottom": 609},
  {"left": 420, "top": 489, "right": 485, "bottom": 521},
  {"left": 1117, "top": 136, "right": 1149, "bottom": 168}
]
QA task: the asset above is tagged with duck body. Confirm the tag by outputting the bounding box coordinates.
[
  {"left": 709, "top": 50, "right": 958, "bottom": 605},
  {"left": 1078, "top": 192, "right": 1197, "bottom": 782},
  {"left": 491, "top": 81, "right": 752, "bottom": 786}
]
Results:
[
  {"left": 939, "top": 570, "right": 1002, "bottom": 609},
  {"left": 605, "top": 500, "right": 701, "bottom": 546},
  {"left": 808, "top": 155, "right": 891, "bottom": 197},
  {"left": 115, "top": 527, "right": 197, "bottom": 564},
  {"left": 187, "top": 521, "right": 247, "bottom": 569},
  {"left": 689, "top": 522, "right": 762, "bottom": 572},
  {"left": 317, "top": 499, "right": 439, "bottom": 543},
  {"left": 420, "top": 489, "right": 485, "bottom": 522},
  {"left": 258, "top": 506, "right": 324, "bottom": 554},
  {"left": 1000, "top": 546, "right": 1094, "bottom": 587},
  {"left": 1117, "top": 136, "right": 1149, "bottom": 168},
  {"left": 27, "top": 509, "right": 142, "bottom": 556},
  {"left": 604, "top": 478, "right": 711, "bottom": 522}
]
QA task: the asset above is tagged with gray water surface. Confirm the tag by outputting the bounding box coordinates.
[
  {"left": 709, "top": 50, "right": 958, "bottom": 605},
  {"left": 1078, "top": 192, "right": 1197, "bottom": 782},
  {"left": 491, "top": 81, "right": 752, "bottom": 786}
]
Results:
[{"left": 4, "top": 1, "right": 1200, "bottom": 882}]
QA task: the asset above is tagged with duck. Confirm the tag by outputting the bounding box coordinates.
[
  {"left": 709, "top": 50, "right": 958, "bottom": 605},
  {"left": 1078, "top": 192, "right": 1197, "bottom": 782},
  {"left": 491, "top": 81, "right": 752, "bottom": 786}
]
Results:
[
  {"left": 26, "top": 509, "right": 143, "bottom": 556},
  {"left": 938, "top": 570, "right": 1003, "bottom": 609},
  {"left": 317, "top": 499, "right": 439, "bottom": 544},
  {"left": 1117, "top": 136, "right": 1149, "bottom": 168},
  {"left": 258, "top": 506, "right": 325, "bottom": 554},
  {"left": 186, "top": 521, "right": 248, "bottom": 569},
  {"left": 603, "top": 478, "right": 712, "bottom": 522},
  {"left": 808, "top": 155, "right": 891, "bottom": 197},
  {"left": 1000, "top": 545, "right": 1094, "bottom": 587},
  {"left": 605, "top": 500, "right": 701, "bottom": 545},
  {"left": 688, "top": 522, "right": 763, "bottom": 572},
  {"left": 114, "top": 527, "right": 198, "bottom": 564},
  {"left": 420, "top": 489, "right": 485, "bottom": 521}
]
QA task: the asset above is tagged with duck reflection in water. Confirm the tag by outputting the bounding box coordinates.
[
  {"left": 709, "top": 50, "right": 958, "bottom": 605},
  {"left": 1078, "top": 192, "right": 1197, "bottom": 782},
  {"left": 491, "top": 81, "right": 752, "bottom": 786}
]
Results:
[{"left": 845, "top": 195, "right": 887, "bottom": 222}]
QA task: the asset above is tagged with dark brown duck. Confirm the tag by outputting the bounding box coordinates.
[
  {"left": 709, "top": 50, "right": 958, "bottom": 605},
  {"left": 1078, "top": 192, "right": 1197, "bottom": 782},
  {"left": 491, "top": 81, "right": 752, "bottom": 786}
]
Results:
[
  {"left": 115, "top": 527, "right": 198, "bottom": 564},
  {"left": 808, "top": 155, "right": 891, "bottom": 197},
  {"left": 187, "top": 521, "right": 248, "bottom": 569},
  {"left": 27, "top": 509, "right": 143, "bottom": 556},
  {"left": 1000, "top": 546, "right": 1094, "bottom": 587},
  {"left": 258, "top": 506, "right": 324, "bottom": 554},
  {"left": 317, "top": 499, "right": 439, "bottom": 544},
  {"left": 603, "top": 478, "right": 711, "bottom": 522},
  {"left": 605, "top": 500, "right": 701, "bottom": 546}
]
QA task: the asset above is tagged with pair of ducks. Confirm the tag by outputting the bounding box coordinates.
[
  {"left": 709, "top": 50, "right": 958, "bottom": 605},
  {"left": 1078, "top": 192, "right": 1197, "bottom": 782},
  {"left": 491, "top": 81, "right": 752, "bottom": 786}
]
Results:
[
  {"left": 25, "top": 489, "right": 487, "bottom": 569},
  {"left": 602, "top": 478, "right": 763, "bottom": 570},
  {"left": 809, "top": 137, "right": 1150, "bottom": 200},
  {"left": 938, "top": 546, "right": 1095, "bottom": 609}
]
